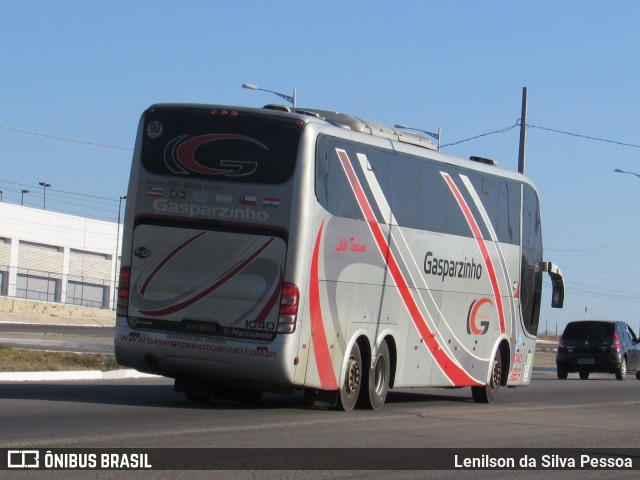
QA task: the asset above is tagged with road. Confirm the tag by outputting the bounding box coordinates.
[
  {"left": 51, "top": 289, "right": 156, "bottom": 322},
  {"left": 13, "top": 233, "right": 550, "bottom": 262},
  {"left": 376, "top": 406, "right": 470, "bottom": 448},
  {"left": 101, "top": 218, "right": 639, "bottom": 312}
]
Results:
[
  {"left": 1, "top": 324, "right": 638, "bottom": 478},
  {"left": 1, "top": 368, "right": 639, "bottom": 479}
]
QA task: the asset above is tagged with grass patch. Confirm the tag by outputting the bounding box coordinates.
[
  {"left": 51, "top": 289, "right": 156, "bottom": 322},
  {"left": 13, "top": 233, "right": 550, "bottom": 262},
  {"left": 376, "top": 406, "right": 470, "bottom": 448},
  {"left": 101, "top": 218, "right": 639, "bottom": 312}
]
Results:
[{"left": 0, "top": 345, "right": 121, "bottom": 372}]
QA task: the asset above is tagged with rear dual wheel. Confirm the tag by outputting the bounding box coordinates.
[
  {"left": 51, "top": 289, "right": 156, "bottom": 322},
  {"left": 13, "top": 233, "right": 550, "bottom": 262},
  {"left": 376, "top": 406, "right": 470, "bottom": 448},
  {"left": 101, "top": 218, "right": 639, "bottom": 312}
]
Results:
[
  {"left": 360, "top": 340, "right": 390, "bottom": 411},
  {"left": 337, "top": 340, "right": 390, "bottom": 411},
  {"left": 337, "top": 342, "right": 363, "bottom": 411},
  {"left": 472, "top": 350, "right": 502, "bottom": 404}
]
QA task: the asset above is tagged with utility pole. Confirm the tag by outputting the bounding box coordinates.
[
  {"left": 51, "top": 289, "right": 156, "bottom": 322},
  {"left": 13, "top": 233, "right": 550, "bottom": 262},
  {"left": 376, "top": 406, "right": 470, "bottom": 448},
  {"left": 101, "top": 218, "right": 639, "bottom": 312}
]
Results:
[{"left": 517, "top": 87, "right": 528, "bottom": 174}]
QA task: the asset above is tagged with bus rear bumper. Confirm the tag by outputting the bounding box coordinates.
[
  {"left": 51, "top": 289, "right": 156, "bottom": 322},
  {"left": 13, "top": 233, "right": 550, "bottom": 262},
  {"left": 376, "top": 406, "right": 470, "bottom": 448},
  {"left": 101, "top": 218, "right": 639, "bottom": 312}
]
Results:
[{"left": 114, "top": 325, "right": 298, "bottom": 392}]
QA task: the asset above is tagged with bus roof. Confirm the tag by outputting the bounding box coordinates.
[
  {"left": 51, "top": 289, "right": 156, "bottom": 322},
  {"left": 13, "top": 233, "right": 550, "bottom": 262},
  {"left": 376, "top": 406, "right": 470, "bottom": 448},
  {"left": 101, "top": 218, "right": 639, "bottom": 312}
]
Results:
[{"left": 146, "top": 103, "right": 535, "bottom": 187}]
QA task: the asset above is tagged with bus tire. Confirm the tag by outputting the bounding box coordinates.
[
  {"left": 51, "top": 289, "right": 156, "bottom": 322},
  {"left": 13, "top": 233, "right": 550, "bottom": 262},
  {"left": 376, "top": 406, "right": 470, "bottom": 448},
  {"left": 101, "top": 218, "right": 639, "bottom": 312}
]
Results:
[
  {"left": 360, "top": 340, "right": 390, "bottom": 410},
  {"left": 471, "top": 349, "right": 502, "bottom": 404},
  {"left": 337, "top": 342, "right": 363, "bottom": 412}
]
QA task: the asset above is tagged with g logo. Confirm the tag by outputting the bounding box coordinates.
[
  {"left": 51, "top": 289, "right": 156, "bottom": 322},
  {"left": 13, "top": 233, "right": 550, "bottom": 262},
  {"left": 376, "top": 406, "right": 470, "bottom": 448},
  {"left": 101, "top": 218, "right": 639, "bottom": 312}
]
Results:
[
  {"left": 467, "top": 298, "right": 493, "bottom": 335},
  {"left": 164, "top": 134, "right": 267, "bottom": 177}
]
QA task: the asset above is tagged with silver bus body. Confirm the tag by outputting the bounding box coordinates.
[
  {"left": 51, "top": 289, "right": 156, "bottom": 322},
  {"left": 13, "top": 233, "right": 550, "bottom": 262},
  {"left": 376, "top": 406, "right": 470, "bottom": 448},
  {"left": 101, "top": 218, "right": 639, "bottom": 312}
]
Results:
[{"left": 115, "top": 104, "right": 563, "bottom": 408}]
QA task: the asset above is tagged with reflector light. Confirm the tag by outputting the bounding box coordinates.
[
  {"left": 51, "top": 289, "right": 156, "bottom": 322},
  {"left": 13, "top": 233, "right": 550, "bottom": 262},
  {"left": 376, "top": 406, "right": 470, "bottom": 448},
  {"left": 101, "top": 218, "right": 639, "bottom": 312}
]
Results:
[
  {"left": 117, "top": 267, "right": 131, "bottom": 316},
  {"left": 279, "top": 305, "right": 297, "bottom": 315}
]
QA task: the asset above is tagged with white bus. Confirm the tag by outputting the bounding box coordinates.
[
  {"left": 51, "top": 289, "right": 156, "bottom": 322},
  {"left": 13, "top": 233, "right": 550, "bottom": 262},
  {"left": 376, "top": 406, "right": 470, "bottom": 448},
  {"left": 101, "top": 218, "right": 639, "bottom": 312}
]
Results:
[{"left": 115, "top": 104, "right": 564, "bottom": 410}]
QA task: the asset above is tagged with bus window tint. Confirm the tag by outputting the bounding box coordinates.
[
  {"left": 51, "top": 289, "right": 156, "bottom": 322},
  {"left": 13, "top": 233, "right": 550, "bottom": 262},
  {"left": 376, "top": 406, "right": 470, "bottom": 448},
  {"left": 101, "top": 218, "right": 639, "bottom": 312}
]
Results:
[{"left": 141, "top": 108, "right": 301, "bottom": 184}]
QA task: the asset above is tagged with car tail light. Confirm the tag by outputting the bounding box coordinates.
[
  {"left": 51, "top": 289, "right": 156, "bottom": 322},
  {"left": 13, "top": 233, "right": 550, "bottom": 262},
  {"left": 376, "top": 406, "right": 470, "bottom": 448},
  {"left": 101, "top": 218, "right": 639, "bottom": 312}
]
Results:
[
  {"left": 611, "top": 333, "right": 621, "bottom": 352},
  {"left": 277, "top": 282, "right": 299, "bottom": 334},
  {"left": 557, "top": 339, "right": 567, "bottom": 353},
  {"left": 116, "top": 266, "right": 131, "bottom": 317}
]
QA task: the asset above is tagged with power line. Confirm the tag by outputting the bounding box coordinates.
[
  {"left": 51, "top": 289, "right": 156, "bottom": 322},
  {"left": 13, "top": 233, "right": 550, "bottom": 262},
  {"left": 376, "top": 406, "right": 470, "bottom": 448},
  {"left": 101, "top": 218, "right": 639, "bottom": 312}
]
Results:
[
  {"left": 0, "top": 179, "right": 119, "bottom": 202},
  {"left": 440, "top": 121, "right": 520, "bottom": 148},
  {"left": 0, "top": 180, "right": 124, "bottom": 221},
  {"left": 441, "top": 120, "right": 640, "bottom": 150},
  {"left": 0, "top": 124, "right": 132, "bottom": 151},
  {"left": 2, "top": 119, "right": 638, "bottom": 152},
  {"left": 526, "top": 123, "right": 640, "bottom": 149},
  {"left": 546, "top": 232, "right": 640, "bottom": 252}
]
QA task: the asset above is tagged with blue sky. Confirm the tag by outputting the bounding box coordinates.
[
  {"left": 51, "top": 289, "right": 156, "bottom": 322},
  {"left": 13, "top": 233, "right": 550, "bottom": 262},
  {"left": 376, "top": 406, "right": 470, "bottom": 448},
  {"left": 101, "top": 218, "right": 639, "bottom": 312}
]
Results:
[{"left": 1, "top": 1, "right": 639, "bottom": 331}]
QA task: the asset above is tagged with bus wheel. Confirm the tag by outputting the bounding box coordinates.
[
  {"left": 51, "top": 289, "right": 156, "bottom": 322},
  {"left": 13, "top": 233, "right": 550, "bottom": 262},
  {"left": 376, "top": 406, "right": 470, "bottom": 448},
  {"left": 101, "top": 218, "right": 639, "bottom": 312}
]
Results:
[
  {"left": 360, "top": 340, "right": 390, "bottom": 410},
  {"left": 471, "top": 350, "right": 502, "bottom": 404},
  {"left": 337, "top": 342, "right": 363, "bottom": 411}
]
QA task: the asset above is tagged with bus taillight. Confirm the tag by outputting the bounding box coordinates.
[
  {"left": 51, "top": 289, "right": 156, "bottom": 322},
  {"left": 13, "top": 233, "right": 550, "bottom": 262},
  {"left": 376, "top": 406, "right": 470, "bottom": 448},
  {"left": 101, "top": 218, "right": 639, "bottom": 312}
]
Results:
[
  {"left": 116, "top": 266, "right": 131, "bottom": 317},
  {"left": 278, "top": 282, "right": 299, "bottom": 334}
]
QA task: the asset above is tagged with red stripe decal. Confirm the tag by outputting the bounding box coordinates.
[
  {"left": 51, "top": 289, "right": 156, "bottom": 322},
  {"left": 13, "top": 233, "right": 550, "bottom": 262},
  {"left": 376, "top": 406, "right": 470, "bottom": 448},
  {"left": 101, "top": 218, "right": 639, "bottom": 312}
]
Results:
[
  {"left": 253, "top": 268, "right": 284, "bottom": 324},
  {"left": 336, "top": 149, "right": 480, "bottom": 386},
  {"left": 139, "top": 238, "right": 275, "bottom": 316},
  {"left": 141, "top": 231, "right": 207, "bottom": 295},
  {"left": 441, "top": 173, "right": 506, "bottom": 334},
  {"left": 309, "top": 220, "right": 338, "bottom": 390}
]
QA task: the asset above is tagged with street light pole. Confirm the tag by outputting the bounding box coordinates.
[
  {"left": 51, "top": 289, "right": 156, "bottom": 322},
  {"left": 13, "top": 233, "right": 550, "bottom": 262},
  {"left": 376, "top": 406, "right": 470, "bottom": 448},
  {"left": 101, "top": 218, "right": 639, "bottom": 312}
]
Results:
[
  {"left": 614, "top": 168, "right": 640, "bottom": 179},
  {"left": 614, "top": 168, "right": 640, "bottom": 337},
  {"left": 21, "top": 189, "right": 30, "bottom": 206},
  {"left": 242, "top": 83, "right": 296, "bottom": 108},
  {"left": 39, "top": 182, "right": 51, "bottom": 210},
  {"left": 112, "top": 195, "right": 127, "bottom": 310},
  {"left": 394, "top": 124, "right": 441, "bottom": 151}
]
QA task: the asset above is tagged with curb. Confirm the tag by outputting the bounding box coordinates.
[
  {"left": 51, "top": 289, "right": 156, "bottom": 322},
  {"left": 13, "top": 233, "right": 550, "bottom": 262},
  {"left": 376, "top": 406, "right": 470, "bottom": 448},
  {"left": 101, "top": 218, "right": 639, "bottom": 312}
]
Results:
[{"left": 0, "top": 369, "right": 160, "bottom": 382}]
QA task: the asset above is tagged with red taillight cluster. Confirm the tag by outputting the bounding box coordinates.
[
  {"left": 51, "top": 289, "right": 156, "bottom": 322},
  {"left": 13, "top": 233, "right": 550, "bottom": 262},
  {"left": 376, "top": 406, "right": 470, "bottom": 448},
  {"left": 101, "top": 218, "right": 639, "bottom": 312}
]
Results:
[
  {"left": 278, "top": 282, "right": 299, "bottom": 334},
  {"left": 116, "top": 266, "right": 131, "bottom": 316},
  {"left": 611, "top": 333, "right": 621, "bottom": 352}
]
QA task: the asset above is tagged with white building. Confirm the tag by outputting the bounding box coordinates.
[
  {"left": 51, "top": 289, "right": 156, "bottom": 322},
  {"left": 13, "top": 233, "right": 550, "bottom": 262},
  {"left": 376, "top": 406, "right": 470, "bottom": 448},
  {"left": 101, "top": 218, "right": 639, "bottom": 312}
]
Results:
[{"left": 0, "top": 203, "right": 121, "bottom": 309}]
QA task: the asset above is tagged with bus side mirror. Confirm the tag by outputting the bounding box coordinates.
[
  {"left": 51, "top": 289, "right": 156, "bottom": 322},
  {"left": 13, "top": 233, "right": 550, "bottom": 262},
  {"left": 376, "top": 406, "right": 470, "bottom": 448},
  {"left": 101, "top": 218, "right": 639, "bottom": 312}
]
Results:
[{"left": 542, "top": 261, "right": 564, "bottom": 309}]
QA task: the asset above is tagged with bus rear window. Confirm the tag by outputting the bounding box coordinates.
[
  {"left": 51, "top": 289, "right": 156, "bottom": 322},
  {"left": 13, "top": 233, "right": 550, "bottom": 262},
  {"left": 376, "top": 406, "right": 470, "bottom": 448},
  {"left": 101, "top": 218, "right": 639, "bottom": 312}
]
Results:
[{"left": 141, "top": 107, "right": 302, "bottom": 184}]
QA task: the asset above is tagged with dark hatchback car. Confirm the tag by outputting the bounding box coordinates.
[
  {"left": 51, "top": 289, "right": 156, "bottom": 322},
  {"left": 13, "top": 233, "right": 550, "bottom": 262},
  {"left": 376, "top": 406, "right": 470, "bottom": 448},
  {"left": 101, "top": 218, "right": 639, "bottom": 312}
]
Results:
[{"left": 556, "top": 320, "right": 640, "bottom": 380}]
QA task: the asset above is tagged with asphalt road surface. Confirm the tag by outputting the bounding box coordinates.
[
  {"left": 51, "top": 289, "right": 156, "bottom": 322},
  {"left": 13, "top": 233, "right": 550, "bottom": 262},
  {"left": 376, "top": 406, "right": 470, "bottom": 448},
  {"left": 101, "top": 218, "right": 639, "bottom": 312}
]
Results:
[{"left": 1, "top": 368, "right": 639, "bottom": 479}]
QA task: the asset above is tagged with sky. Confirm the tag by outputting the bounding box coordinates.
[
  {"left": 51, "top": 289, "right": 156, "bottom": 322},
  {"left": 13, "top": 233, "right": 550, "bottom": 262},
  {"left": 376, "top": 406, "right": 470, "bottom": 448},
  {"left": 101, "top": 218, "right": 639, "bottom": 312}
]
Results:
[{"left": 1, "top": 1, "right": 639, "bottom": 332}]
